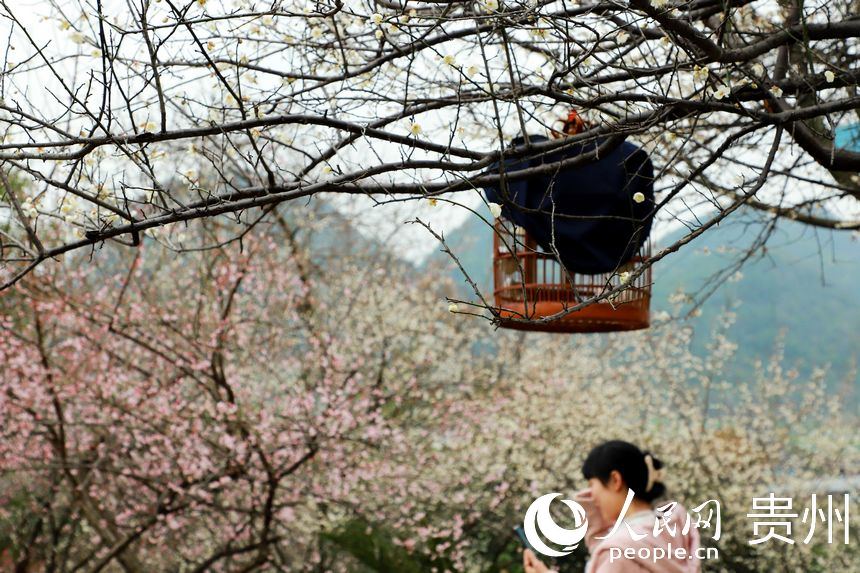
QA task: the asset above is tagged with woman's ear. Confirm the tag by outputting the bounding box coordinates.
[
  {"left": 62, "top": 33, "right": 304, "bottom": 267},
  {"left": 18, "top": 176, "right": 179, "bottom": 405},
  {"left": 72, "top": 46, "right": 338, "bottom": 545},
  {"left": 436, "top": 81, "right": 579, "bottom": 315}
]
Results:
[{"left": 608, "top": 470, "right": 625, "bottom": 493}]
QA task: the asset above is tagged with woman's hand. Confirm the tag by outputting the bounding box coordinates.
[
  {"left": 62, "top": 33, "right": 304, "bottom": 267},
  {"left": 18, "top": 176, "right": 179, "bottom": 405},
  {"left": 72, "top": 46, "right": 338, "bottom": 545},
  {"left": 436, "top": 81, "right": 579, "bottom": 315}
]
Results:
[{"left": 522, "top": 548, "right": 552, "bottom": 573}]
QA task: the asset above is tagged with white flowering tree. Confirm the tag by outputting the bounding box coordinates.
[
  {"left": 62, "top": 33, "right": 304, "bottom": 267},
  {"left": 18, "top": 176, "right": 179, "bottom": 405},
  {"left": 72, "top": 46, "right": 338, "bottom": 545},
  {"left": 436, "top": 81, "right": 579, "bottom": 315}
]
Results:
[{"left": 0, "top": 0, "right": 858, "bottom": 311}]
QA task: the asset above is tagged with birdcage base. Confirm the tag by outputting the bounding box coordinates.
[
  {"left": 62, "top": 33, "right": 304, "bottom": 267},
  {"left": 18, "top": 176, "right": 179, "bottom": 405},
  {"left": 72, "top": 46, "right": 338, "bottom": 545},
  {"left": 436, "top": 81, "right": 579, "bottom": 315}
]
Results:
[{"left": 495, "top": 299, "right": 650, "bottom": 333}]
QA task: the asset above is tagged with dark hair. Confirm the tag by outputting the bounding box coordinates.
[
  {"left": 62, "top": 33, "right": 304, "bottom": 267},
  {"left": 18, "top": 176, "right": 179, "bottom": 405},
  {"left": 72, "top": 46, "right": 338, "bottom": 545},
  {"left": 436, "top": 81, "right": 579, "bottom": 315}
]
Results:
[{"left": 581, "top": 440, "right": 666, "bottom": 503}]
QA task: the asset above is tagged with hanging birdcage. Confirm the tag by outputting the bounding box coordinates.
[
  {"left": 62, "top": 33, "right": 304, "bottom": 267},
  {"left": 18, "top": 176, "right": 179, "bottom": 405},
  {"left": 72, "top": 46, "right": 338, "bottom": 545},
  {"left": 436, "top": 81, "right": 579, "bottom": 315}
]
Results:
[{"left": 492, "top": 217, "right": 651, "bottom": 333}]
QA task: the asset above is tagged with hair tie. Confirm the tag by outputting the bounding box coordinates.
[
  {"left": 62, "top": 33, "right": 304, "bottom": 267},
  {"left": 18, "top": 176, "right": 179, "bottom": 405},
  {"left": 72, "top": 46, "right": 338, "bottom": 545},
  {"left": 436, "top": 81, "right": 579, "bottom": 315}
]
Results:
[{"left": 644, "top": 454, "right": 665, "bottom": 493}]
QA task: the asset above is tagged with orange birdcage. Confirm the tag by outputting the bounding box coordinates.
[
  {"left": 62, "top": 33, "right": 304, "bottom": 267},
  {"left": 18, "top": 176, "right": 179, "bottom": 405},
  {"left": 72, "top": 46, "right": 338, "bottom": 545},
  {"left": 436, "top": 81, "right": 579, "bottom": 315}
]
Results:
[
  {"left": 492, "top": 218, "right": 651, "bottom": 333},
  {"left": 490, "top": 109, "right": 652, "bottom": 333}
]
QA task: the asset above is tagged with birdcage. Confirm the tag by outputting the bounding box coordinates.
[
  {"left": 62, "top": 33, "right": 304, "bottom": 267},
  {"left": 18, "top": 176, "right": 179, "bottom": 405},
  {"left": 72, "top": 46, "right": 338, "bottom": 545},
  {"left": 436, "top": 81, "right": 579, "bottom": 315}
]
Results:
[{"left": 492, "top": 217, "right": 651, "bottom": 333}]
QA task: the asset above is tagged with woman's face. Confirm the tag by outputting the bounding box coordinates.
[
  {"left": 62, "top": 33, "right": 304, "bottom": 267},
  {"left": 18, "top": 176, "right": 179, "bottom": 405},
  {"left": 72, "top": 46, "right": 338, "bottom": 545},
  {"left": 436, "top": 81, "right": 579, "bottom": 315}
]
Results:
[{"left": 588, "top": 473, "right": 627, "bottom": 524}]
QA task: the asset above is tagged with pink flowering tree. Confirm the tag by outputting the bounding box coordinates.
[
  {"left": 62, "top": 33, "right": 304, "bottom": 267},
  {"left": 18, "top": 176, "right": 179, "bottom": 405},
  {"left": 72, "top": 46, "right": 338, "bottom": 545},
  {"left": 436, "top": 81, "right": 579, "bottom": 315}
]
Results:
[{"left": 0, "top": 208, "right": 476, "bottom": 570}]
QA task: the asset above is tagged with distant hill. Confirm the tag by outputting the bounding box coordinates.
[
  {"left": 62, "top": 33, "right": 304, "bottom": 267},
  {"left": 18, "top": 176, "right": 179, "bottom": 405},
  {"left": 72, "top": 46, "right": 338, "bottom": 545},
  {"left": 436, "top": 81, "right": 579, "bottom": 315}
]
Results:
[
  {"left": 424, "top": 206, "right": 860, "bottom": 390},
  {"left": 655, "top": 215, "right": 859, "bottom": 389}
]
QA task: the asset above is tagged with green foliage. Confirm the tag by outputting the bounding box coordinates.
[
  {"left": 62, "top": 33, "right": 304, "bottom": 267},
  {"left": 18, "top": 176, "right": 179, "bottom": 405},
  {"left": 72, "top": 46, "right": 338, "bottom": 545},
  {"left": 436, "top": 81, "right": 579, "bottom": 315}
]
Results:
[
  {"left": 0, "top": 170, "right": 31, "bottom": 233},
  {"left": 320, "top": 517, "right": 452, "bottom": 573},
  {"left": 0, "top": 487, "right": 42, "bottom": 559},
  {"left": 319, "top": 517, "right": 593, "bottom": 573}
]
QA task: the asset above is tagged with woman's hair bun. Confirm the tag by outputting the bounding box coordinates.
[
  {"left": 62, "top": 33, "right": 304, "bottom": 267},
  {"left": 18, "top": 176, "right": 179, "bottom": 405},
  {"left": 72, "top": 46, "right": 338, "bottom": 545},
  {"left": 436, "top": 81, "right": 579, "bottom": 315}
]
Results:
[
  {"left": 641, "top": 450, "right": 666, "bottom": 502},
  {"left": 643, "top": 450, "right": 664, "bottom": 470}
]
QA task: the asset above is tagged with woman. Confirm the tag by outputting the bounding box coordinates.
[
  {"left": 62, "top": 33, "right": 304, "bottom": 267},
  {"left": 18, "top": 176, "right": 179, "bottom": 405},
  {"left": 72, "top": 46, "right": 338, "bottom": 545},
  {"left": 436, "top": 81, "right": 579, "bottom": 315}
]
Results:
[{"left": 523, "top": 440, "right": 700, "bottom": 573}]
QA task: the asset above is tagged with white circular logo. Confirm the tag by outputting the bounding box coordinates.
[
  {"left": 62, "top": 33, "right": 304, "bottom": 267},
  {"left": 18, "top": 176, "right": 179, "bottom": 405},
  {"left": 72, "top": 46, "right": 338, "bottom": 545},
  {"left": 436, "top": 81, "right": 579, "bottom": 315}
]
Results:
[{"left": 524, "top": 493, "right": 589, "bottom": 557}]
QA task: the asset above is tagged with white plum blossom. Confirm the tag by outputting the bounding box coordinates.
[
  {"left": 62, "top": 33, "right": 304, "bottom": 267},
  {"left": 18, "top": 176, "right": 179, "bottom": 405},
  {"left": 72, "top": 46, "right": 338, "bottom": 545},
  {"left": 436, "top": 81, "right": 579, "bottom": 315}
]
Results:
[
  {"left": 653, "top": 310, "right": 672, "bottom": 321},
  {"left": 21, "top": 198, "right": 38, "bottom": 219},
  {"left": 488, "top": 203, "right": 503, "bottom": 218},
  {"left": 447, "top": 302, "right": 459, "bottom": 313},
  {"left": 824, "top": 70, "right": 835, "bottom": 83},
  {"left": 619, "top": 271, "right": 631, "bottom": 284},
  {"left": 668, "top": 289, "right": 688, "bottom": 305},
  {"left": 531, "top": 26, "right": 549, "bottom": 40},
  {"left": 752, "top": 62, "right": 765, "bottom": 76},
  {"left": 371, "top": 13, "right": 383, "bottom": 25},
  {"left": 409, "top": 122, "right": 422, "bottom": 135},
  {"left": 769, "top": 85, "right": 783, "bottom": 98},
  {"left": 633, "top": 192, "right": 646, "bottom": 203},
  {"left": 692, "top": 65, "right": 709, "bottom": 82},
  {"left": 713, "top": 85, "right": 730, "bottom": 100}
]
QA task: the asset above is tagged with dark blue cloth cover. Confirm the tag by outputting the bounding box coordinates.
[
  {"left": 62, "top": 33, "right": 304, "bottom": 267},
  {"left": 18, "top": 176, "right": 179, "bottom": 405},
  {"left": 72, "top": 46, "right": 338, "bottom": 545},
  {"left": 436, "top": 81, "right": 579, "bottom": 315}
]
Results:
[{"left": 484, "top": 135, "right": 655, "bottom": 274}]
